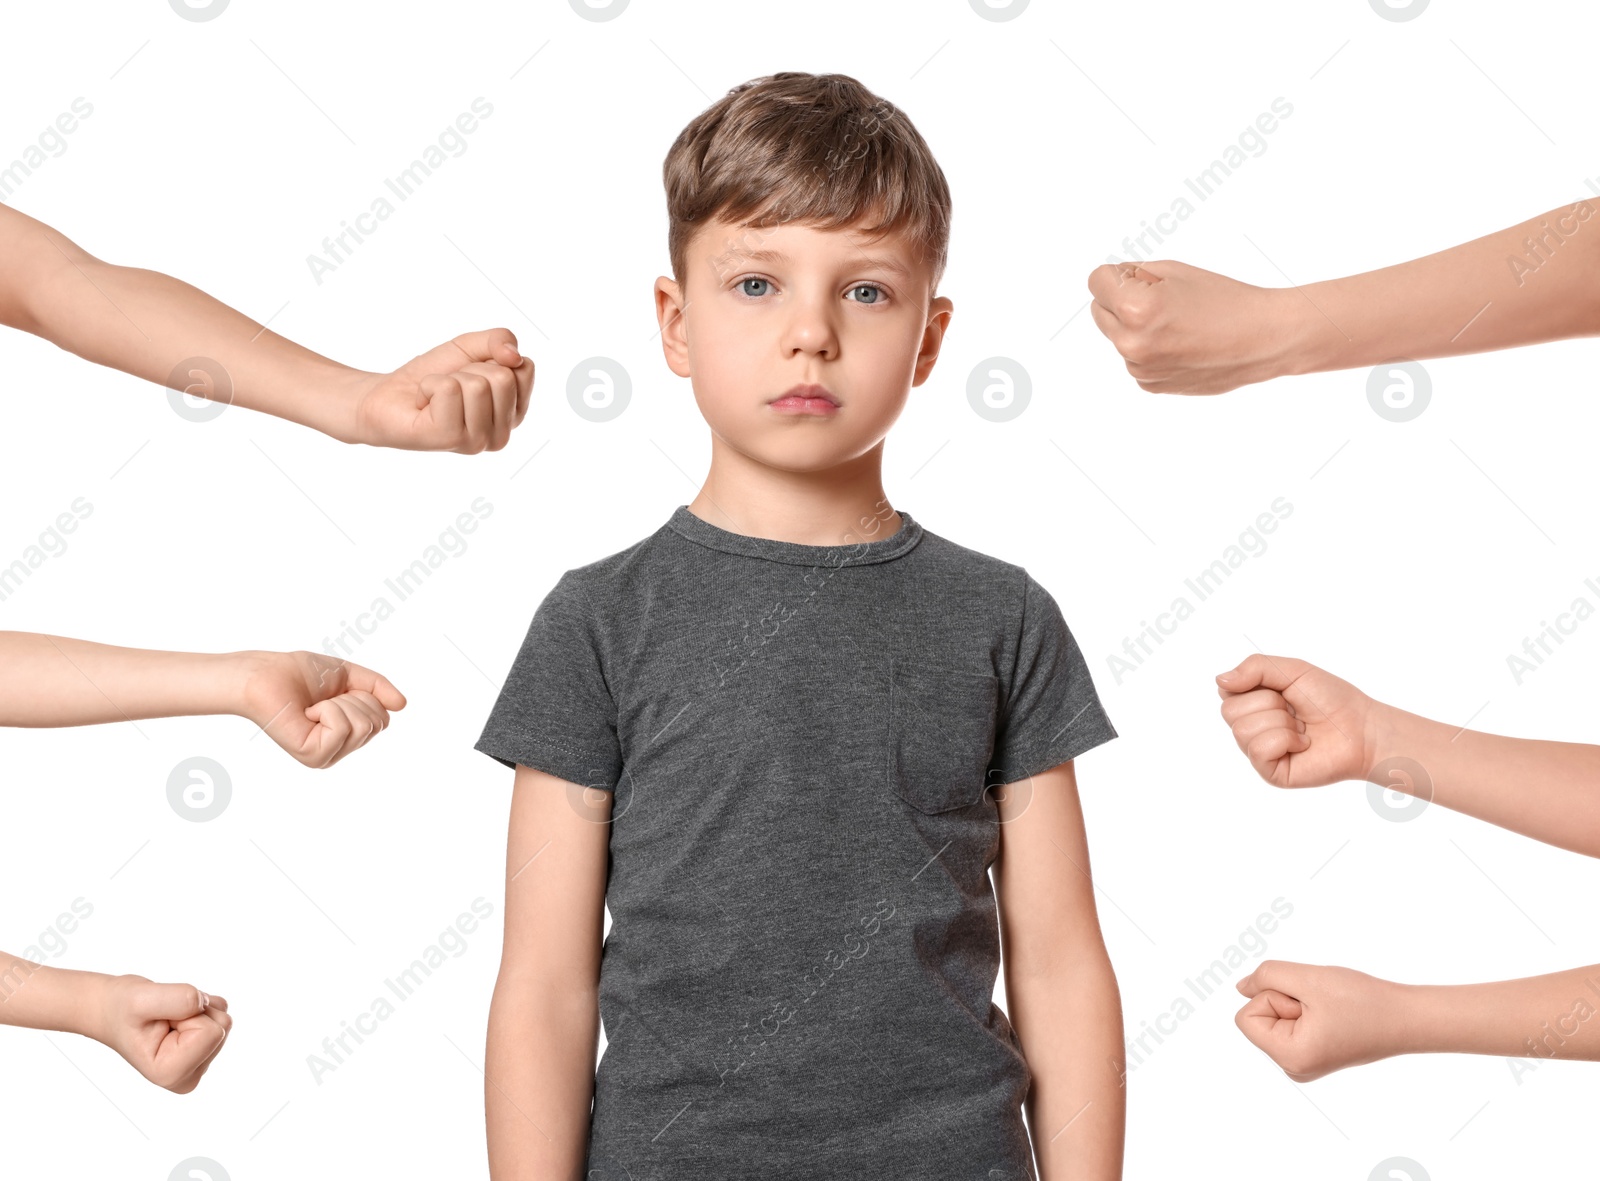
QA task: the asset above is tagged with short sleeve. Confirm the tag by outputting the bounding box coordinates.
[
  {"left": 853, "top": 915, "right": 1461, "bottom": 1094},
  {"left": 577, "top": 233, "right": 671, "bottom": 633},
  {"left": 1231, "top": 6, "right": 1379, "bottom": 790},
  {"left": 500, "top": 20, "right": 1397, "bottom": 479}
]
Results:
[
  {"left": 474, "top": 570, "right": 624, "bottom": 790},
  {"left": 988, "top": 573, "right": 1117, "bottom": 785}
]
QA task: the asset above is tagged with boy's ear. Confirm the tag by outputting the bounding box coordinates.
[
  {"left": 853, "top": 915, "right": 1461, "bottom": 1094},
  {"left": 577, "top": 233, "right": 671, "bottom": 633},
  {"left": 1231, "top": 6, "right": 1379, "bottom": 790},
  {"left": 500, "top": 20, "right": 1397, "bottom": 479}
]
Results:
[
  {"left": 911, "top": 295, "right": 954, "bottom": 388},
  {"left": 654, "top": 276, "right": 691, "bottom": 378}
]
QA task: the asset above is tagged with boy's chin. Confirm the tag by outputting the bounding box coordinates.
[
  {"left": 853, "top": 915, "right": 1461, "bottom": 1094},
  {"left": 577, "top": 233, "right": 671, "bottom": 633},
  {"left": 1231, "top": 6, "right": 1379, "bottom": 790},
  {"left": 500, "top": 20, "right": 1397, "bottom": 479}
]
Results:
[{"left": 723, "top": 430, "right": 887, "bottom": 474}]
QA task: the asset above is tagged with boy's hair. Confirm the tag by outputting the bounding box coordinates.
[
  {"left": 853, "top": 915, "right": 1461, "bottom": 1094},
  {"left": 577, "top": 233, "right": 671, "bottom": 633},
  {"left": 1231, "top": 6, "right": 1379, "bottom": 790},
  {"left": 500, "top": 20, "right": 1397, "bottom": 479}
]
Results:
[{"left": 662, "top": 72, "right": 951, "bottom": 300}]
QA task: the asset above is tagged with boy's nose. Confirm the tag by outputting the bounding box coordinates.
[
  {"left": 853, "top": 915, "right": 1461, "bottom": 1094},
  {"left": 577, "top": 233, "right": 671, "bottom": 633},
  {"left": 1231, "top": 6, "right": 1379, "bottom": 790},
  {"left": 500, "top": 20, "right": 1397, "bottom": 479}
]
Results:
[{"left": 781, "top": 304, "right": 840, "bottom": 358}]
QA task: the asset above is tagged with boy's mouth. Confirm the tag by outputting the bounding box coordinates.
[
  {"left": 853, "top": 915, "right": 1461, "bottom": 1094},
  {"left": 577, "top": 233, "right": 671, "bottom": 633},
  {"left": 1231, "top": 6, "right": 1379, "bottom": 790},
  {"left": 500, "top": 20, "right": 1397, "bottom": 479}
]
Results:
[{"left": 768, "top": 383, "right": 839, "bottom": 415}]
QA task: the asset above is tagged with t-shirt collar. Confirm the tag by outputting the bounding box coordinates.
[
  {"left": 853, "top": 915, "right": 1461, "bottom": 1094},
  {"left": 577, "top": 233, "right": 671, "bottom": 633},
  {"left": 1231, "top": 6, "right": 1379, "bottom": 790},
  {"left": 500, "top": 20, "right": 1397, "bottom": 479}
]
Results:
[{"left": 666, "top": 504, "right": 924, "bottom": 567}]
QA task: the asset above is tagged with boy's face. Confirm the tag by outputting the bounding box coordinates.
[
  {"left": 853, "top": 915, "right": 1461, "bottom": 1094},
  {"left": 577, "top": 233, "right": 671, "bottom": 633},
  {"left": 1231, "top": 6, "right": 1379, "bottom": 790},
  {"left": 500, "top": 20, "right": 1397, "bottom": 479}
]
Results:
[{"left": 654, "top": 215, "right": 953, "bottom": 474}]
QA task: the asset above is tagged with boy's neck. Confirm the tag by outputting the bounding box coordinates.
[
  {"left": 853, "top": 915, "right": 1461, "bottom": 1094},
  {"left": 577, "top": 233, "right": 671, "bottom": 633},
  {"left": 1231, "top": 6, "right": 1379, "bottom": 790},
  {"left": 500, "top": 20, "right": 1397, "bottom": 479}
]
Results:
[{"left": 686, "top": 438, "right": 901, "bottom": 548}]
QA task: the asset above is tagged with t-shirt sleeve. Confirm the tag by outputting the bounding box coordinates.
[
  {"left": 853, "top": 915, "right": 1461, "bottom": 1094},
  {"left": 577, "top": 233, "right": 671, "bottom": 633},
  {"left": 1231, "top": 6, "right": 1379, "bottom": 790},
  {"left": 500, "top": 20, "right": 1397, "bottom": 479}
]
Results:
[
  {"left": 988, "top": 572, "right": 1118, "bottom": 785},
  {"left": 473, "top": 570, "right": 624, "bottom": 791}
]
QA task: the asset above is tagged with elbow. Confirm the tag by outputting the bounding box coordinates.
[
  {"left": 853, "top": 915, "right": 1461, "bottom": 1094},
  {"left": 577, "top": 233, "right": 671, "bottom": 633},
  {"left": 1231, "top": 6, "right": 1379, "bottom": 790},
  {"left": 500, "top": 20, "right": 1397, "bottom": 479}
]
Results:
[
  {"left": 492, "top": 962, "right": 599, "bottom": 1021},
  {"left": 9, "top": 238, "right": 106, "bottom": 337},
  {"left": 1009, "top": 941, "right": 1119, "bottom": 999}
]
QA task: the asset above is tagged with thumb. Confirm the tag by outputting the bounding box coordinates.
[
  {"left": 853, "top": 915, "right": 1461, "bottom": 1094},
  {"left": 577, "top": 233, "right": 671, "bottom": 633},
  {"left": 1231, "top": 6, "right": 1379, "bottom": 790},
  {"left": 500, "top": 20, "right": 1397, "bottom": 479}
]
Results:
[
  {"left": 328, "top": 660, "right": 405, "bottom": 711},
  {"left": 1127, "top": 258, "right": 1207, "bottom": 284},
  {"left": 448, "top": 327, "right": 522, "bottom": 366},
  {"left": 1216, "top": 653, "right": 1312, "bottom": 698},
  {"left": 1120, "top": 259, "right": 1171, "bottom": 281},
  {"left": 130, "top": 981, "right": 210, "bottom": 1022},
  {"left": 1236, "top": 959, "right": 1299, "bottom": 999},
  {"left": 1121, "top": 259, "right": 1174, "bottom": 283}
]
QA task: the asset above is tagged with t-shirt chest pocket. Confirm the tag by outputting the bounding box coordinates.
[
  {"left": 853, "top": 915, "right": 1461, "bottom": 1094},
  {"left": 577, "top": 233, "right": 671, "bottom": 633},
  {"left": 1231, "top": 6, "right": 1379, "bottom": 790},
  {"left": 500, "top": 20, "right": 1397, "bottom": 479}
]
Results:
[{"left": 886, "top": 658, "right": 1001, "bottom": 815}]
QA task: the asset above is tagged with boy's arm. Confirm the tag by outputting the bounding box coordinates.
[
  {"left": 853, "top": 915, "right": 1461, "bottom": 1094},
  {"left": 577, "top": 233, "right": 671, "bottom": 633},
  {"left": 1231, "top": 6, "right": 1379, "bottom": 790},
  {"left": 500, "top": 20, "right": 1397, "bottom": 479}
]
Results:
[
  {"left": 486, "top": 765, "right": 611, "bottom": 1180},
  {"left": 1234, "top": 960, "right": 1600, "bottom": 1081},
  {"left": 994, "top": 759, "right": 1124, "bottom": 1181},
  {"left": 1088, "top": 201, "right": 1600, "bottom": 394},
  {"left": 0, "top": 631, "right": 406, "bottom": 769},
  {"left": 1216, "top": 653, "right": 1600, "bottom": 859},
  {"left": 0, "top": 203, "right": 534, "bottom": 451}
]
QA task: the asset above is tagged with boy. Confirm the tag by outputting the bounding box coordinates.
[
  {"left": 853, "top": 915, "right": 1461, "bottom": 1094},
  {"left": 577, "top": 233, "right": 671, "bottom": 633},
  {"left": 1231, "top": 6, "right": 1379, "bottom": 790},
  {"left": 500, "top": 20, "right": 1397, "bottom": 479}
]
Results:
[{"left": 476, "top": 72, "right": 1123, "bottom": 1179}]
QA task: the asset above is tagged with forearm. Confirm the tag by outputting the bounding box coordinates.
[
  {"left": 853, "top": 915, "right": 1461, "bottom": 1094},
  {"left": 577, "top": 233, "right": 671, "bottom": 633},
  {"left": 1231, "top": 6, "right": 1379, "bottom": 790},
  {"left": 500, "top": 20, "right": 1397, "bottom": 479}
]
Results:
[
  {"left": 1009, "top": 952, "right": 1125, "bottom": 1181},
  {"left": 485, "top": 970, "right": 597, "bottom": 1181},
  {"left": 0, "top": 952, "right": 108, "bottom": 1039},
  {"left": 4, "top": 208, "right": 371, "bottom": 441},
  {"left": 0, "top": 632, "right": 250, "bottom": 726},
  {"left": 1398, "top": 965, "right": 1600, "bottom": 1060},
  {"left": 1279, "top": 201, "right": 1600, "bottom": 375},
  {"left": 1372, "top": 700, "right": 1600, "bottom": 858}
]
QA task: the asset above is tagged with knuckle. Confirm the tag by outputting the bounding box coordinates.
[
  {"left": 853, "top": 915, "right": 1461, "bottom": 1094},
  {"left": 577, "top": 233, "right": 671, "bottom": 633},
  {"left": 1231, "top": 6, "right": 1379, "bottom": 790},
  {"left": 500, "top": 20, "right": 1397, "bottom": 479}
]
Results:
[{"left": 1118, "top": 301, "right": 1152, "bottom": 331}]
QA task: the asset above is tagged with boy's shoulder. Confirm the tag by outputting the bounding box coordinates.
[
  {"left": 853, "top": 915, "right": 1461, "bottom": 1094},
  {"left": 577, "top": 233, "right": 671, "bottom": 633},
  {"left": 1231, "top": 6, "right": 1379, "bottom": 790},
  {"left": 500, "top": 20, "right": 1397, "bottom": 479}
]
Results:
[
  {"left": 563, "top": 531, "right": 661, "bottom": 579},
  {"left": 909, "top": 522, "right": 1049, "bottom": 625},
  {"left": 913, "top": 522, "right": 1031, "bottom": 583},
  {"left": 544, "top": 520, "right": 669, "bottom": 607}
]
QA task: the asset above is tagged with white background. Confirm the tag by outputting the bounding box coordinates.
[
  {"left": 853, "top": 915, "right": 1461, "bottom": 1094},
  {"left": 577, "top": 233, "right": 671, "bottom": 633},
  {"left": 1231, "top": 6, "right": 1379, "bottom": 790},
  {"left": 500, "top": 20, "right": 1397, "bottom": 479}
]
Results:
[{"left": 2, "top": 0, "right": 1597, "bottom": 1177}]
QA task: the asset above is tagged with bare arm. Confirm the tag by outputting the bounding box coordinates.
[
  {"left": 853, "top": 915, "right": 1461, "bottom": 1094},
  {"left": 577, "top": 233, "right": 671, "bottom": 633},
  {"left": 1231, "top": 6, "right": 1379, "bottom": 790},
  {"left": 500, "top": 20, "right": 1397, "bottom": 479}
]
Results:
[
  {"left": 1235, "top": 959, "right": 1600, "bottom": 1081},
  {"left": 1089, "top": 200, "right": 1600, "bottom": 394},
  {"left": 0, "top": 203, "right": 533, "bottom": 450},
  {"left": 0, "top": 952, "right": 108, "bottom": 1034},
  {"left": 485, "top": 765, "right": 611, "bottom": 1180},
  {"left": 1370, "top": 703, "right": 1600, "bottom": 858},
  {"left": 994, "top": 759, "right": 1124, "bottom": 1181},
  {"left": 1216, "top": 653, "right": 1600, "bottom": 859},
  {"left": 0, "top": 632, "right": 405, "bottom": 769}
]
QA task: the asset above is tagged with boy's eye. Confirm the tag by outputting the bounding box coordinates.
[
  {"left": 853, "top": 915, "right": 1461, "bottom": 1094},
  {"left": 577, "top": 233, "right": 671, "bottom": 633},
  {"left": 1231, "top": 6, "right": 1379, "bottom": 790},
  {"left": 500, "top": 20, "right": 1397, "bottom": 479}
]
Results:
[
  {"left": 739, "top": 277, "right": 771, "bottom": 298},
  {"left": 847, "top": 284, "right": 885, "bottom": 305}
]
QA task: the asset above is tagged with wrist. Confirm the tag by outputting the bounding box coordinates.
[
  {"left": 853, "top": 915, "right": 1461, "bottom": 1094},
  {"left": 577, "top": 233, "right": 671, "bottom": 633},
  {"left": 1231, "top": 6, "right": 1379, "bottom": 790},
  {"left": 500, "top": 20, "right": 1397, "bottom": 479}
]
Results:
[
  {"left": 1269, "top": 282, "right": 1341, "bottom": 378},
  {"left": 1365, "top": 700, "right": 1455, "bottom": 808},
  {"left": 182, "top": 650, "right": 252, "bottom": 719},
  {"left": 74, "top": 969, "right": 119, "bottom": 1044},
  {"left": 1383, "top": 981, "right": 1441, "bottom": 1056},
  {"left": 134, "top": 649, "right": 250, "bottom": 721},
  {"left": 314, "top": 365, "right": 380, "bottom": 445},
  {"left": 220, "top": 649, "right": 275, "bottom": 718},
  {"left": 1388, "top": 980, "right": 1534, "bottom": 1059},
  {"left": 1363, "top": 697, "right": 1415, "bottom": 778}
]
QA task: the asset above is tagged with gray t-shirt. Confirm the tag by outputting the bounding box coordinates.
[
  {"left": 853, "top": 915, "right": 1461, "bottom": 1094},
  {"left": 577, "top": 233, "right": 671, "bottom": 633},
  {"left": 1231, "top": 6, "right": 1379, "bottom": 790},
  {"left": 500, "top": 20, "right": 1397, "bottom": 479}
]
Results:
[{"left": 475, "top": 504, "right": 1117, "bottom": 1180}]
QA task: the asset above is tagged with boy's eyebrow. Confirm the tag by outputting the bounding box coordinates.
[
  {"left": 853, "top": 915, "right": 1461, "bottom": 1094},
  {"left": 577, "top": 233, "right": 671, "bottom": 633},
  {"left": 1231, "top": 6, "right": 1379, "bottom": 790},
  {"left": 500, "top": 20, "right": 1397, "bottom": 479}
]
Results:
[{"left": 721, "top": 246, "right": 914, "bottom": 281}]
